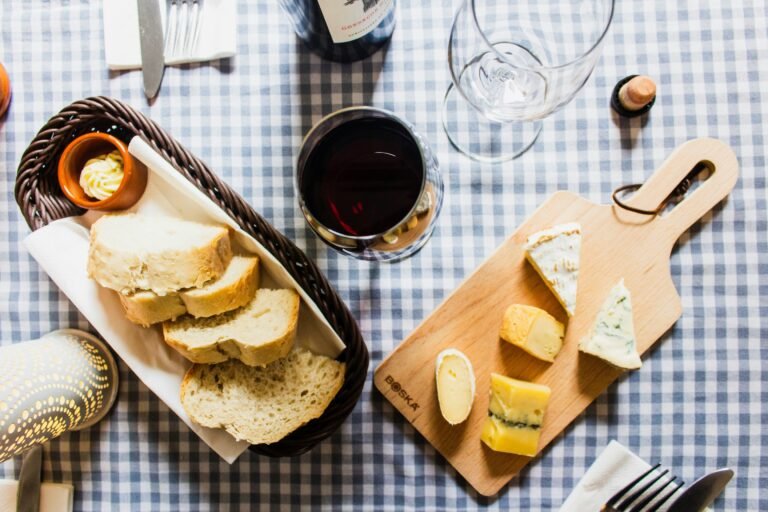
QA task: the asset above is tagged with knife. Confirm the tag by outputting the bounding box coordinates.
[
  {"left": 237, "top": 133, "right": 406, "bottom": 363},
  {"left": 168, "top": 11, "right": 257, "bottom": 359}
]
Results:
[
  {"left": 16, "top": 445, "right": 42, "bottom": 512},
  {"left": 137, "top": 0, "right": 165, "bottom": 98},
  {"left": 667, "top": 468, "right": 734, "bottom": 512}
]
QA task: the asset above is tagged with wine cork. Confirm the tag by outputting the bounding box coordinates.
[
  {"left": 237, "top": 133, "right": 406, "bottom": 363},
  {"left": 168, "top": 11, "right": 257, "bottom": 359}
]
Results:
[
  {"left": 611, "top": 74, "right": 657, "bottom": 118},
  {"left": 618, "top": 76, "right": 656, "bottom": 111}
]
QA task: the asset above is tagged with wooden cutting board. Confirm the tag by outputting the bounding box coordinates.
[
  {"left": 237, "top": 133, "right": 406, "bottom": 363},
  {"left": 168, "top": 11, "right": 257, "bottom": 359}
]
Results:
[{"left": 374, "top": 138, "right": 738, "bottom": 497}]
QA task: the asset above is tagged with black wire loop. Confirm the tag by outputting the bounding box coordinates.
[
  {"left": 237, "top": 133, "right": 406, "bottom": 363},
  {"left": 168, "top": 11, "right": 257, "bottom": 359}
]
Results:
[{"left": 612, "top": 162, "right": 710, "bottom": 216}]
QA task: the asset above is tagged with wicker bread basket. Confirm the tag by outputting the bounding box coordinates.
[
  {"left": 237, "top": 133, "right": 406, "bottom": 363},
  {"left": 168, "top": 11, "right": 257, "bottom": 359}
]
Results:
[{"left": 14, "top": 96, "right": 369, "bottom": 457}]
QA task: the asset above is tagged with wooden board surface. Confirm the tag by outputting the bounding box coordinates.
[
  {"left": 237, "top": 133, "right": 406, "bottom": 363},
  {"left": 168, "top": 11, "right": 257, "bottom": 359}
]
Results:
[{"left": 374, "top": 138, "right": 739, "bottom": 496}]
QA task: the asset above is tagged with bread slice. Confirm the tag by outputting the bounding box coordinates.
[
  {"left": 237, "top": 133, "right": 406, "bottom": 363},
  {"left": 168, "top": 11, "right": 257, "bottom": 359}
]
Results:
[
  {"left": 119, "top": 290, "right": 187, "bottom": 327},
  {"left": 179, "top": 255, "right": 260, "bottom": 317},
  {"left": 119, "top": 255, "right": 260, "bottom": 326},
  {"left": 87, "top": 213, "right": 232, "bottom": 295},
  {"left": 180, "top": 347, "right": 345, "bottom": 445},
  {"left": 163, "top": 289, "right": 300, "bottom": 366}
]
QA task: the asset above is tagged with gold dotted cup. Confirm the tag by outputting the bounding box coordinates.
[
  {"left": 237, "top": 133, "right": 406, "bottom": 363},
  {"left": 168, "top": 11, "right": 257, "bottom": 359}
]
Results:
[{"left": 0, "top": 329, "right": 119, "bottom": 462}]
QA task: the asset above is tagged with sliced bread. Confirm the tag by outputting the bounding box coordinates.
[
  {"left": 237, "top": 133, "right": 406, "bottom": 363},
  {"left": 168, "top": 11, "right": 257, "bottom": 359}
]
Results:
[
  {"left": 119, "top": 255, "right": 260, "bottom": 326},
  {"left": 180, "top": 347, "right": 345, "bottom": 445},
  {"left": 119, "top": 290, "right": 187, "bottom": 327},
  {"left": 87, "top": 213, "right": 232, "bottom": 295},
  {"left": 179, "top": 255, "right": 260, "bottom": 317},
  {"left": 162, "top": 288, "right": 300, "bottom": 366}
]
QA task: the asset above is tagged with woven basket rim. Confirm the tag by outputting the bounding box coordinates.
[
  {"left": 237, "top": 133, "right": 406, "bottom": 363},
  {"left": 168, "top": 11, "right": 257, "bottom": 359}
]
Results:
[{"left": 14, "top": 96, "right": 369, "bottom": 457}]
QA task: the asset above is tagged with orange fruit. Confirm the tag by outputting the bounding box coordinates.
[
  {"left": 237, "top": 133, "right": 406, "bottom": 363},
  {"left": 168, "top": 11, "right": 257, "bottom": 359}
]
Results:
[{"left": 0, "top": 63, "right": 11, "bottom": 118}]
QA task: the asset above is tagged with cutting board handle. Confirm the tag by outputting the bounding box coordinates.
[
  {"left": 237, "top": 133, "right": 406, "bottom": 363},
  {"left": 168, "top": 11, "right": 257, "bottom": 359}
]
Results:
[{"left": 621, "top": 138, "right": 739, "bottom": 243}]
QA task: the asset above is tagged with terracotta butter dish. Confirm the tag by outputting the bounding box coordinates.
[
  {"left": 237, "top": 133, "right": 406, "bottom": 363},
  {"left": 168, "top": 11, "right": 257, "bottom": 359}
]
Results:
[
  {"left": 0, "top": 62, "right": 11, "bottom": 118},
  {"left": 58, "top": 132, "right": 147, "bottom": 211}
]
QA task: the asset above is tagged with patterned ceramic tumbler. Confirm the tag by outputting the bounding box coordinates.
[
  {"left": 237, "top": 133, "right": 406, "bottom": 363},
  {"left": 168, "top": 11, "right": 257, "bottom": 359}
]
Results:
[{"left": 0, "top": 329, "right": 119, "bottom": 462}]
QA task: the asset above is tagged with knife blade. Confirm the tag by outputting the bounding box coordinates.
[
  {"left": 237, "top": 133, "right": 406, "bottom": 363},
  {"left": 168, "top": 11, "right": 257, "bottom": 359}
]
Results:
[
  {"left": 16, "top": 445, "right": 42, "bottom": 512},
  {"left": 667, "top": 468, "right": 734, "bottom": 512},
  {"left": 137, "top": 0, "right": 165, "bottom": 98}
]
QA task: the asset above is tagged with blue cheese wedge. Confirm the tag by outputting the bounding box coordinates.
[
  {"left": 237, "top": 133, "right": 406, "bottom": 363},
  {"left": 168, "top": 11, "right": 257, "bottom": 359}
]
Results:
[
  {"left": 524, "top": 223, "right": 582, "bottom": 317},
  {"left": 579, "top": 279, "right": 642, "bottom": 370}
]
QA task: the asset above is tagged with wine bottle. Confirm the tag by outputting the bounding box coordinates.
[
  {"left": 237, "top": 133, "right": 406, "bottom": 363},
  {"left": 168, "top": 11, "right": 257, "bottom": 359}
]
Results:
[{"left": 280, "top": 0, "right": 396, "bottom": 63}]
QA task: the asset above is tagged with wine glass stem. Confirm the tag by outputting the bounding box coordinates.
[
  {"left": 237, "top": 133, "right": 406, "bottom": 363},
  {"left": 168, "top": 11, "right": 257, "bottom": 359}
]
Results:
[{"left": 442, "top": 82, "right": 542, "bottom": 163}]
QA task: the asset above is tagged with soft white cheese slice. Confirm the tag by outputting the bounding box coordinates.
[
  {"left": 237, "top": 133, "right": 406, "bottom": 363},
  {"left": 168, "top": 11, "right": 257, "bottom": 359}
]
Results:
[
  {"left": 579, "top": 279, "right": 642, "bottom": 370},
  {"left": 435, "top": 348, "right": 476, "bottom": 425},
  {"left": 524, "top": 223, "right": 582, "bottom": 316}
]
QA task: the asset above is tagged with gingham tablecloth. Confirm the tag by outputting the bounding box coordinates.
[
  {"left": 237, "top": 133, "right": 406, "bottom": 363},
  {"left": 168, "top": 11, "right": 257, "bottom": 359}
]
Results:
[{"left": 1, "top": 1, "right": 765, "bottom": 510}]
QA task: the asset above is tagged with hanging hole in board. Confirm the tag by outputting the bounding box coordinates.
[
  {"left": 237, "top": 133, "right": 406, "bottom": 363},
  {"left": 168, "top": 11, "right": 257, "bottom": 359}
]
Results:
[
  {"left": 658, "top": 160, "right": 713, "bottom": 216},
  {"left": 612, "top": 160, "right": 715, "bottom": 216}
]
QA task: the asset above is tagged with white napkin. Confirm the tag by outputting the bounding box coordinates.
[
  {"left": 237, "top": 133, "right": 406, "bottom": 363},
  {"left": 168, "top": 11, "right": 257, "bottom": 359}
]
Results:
[
  {"left": 23, "top": 138, "right": 345, "bottom": 463},
  {"left": 0, "top": 480, "right": 73, "bottom": 512},
  {"left": 103, "top": 0, "right": 236, "bottom": 70},
  {"left": 561, "top": 440, "right": 711, "bottom": 511}
]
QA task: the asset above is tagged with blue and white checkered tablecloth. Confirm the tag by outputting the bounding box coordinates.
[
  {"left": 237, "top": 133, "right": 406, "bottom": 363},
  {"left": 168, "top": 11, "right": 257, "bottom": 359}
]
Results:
[{"left": 1, "top": 1, "right": 766, "bottom": 510}]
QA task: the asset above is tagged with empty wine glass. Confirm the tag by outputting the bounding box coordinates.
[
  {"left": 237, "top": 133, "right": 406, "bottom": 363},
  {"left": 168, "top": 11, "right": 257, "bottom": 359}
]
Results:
[{"left": 443, "top": 0, "right": 615, "bottom": 162}]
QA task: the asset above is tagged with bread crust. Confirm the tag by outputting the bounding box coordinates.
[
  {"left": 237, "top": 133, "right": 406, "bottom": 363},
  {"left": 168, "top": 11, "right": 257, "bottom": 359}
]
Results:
[
  {"left": 180, "top": 348, "right": 346, "bottom": 444},
  {"left": 87, "top": 214, "right": 232, "bottom": 295},
  {"left": 119, "top": 291, "right": 187, "bottom": 326},
  {"left": 120, "top": 256, "right": 261, "bottom": 326},
  {"left": 163, "top": 289, "right": 300, "bottom": 367},
  {"left": 180, "top": 256, "right": 260, "bottom": 318}
]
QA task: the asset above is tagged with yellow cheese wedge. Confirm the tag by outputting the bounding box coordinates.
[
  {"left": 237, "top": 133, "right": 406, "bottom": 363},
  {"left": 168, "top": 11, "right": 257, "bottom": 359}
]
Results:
[
  {"left": 480, "top": 373, "right": 551, "bottom": 456},
  {"left": 499, "top": 304, "right": 565, "bottom": 362},
  {"left": 435, "top": 348, "right": 475, "bottom": 425}
]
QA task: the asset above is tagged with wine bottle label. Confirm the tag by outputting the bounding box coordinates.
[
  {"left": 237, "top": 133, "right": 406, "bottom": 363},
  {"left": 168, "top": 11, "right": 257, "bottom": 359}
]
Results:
[{"left": 317, "top": 0, "right": 393, "bottom": 43}]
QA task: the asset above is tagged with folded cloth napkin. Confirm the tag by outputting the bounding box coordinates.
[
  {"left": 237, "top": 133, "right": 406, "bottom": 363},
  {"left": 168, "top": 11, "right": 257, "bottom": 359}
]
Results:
[
  {"left": 560, "top": 440, "right": 711, "bottom": 511},
  {"left": 103, "top": 0, "right": 236, "bottom": 70},
  {"left": 0, "top": 480, "right": 73, "bottom": 512}
]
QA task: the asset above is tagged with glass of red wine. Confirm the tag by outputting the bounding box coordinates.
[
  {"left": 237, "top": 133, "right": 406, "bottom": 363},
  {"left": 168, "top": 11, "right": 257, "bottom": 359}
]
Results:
[{"left": 296, "top": 107, "right": 443, "bottom": 262}]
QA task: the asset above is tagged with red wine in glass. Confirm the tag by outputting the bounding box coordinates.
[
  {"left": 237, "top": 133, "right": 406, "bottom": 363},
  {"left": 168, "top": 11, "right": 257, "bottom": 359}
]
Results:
[
  {"left": 296, "top": 108, "right": 443, "bottom": 262},
  {"left": 300, "top": 117, "right": 423, "bottom": 237}
]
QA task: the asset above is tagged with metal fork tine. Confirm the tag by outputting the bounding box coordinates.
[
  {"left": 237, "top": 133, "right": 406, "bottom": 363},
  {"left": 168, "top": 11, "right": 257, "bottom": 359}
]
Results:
[
  {"left": 164, "top": 0, "right": 204, "bottom": 61},
  {"left": 164, "top": 0, "right": 178, "bottom": 57},
  {"left": 180, "top": 0, "right": 191, "bottom": 57},
  {"left": 628, "top": 475, "right": 679, "bottom": 512},
  {"left": 605, "top": 463, "right": 661, "bottom": 507},
  {"left": 644, "top": 479, "right": 685, "bottom": 512},
  {"left": 186, "top": 1, "right": 203, "bottom": 56},
  {"left": 618, "top": 468, "right": 669, "bottom": 509},
  {"left": 173, "top": 0, "right": 188, "bottom": 59}
]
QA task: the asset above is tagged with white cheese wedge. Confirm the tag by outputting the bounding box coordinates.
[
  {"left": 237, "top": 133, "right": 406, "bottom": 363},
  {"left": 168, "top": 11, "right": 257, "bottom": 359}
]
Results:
[
  {"left": 524, "top": 223, "right": 582, "bottom": 317},
  {"left": 435, "top": 348, "right": 476, "bottom": 425},
  {"left": 579, "top": 279, "right": 642, "bottom": 370}
]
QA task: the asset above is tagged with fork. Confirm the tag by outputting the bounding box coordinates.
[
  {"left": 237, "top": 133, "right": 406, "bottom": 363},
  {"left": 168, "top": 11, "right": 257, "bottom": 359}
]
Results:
[
  {"left": 164, "top": 0, "right": 204, "bottom": 61},
  {"left": 601, "top": 463, "right": 685, "bottom": 512}
]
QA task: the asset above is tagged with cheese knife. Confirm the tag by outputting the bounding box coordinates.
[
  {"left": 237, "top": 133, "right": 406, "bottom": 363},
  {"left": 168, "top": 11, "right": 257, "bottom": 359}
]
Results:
[
  {"left": 137, "top": 0, "right": 165, "bottom": 98},
  {"left": 666, "top": 468, "right": 734, "bottom": 512},
  {"left": 15, "top": 445, "right": 42, "bottom": 512}
]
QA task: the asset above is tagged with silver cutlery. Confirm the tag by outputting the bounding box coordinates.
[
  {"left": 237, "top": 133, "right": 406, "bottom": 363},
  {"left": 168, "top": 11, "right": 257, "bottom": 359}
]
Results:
[
  {"left": 666, "top": 468, "right": 734, "bottom": 512},
  {"left": 16, "top": 445, "right": 42, "bottom": 512},
  {"left": 137, "top": 0, "right": 166, "bottom": 99},
  {"left": 165, "top": 0, "right": 204, "bottom": 62},
  {"left": 602, "top": 463, "right": 684, "bottom": 512}
]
